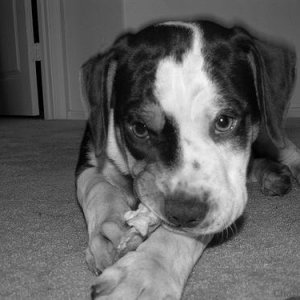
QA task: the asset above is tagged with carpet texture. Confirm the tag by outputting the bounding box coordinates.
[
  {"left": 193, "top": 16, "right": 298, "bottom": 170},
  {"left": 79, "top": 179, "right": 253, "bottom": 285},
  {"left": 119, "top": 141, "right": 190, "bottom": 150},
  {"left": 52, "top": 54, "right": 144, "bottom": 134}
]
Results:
[{"left": 0, "top": 118, "right": 299, "bottom": 300}]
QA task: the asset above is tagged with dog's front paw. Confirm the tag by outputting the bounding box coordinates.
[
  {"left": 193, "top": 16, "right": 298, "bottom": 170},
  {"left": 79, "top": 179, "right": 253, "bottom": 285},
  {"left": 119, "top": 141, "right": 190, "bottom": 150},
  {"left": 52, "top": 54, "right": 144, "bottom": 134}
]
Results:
[
  {"left": 86, "top": 218, "right": 145, "bottom": 275},
  {"left": 85, "top": 219, "right": 128, "bottom": 275},
  {"left": 261, "top": 164, "right": 292, "bottom": 196},
  {"left": 90, "top": 252, "right": 179, "bottom": 300},
  {"left": 85, "top": 233, "right": 116, "bottom": 275},
  {"left": 289, "top": 163, "right": 300, "bottom": 184}
]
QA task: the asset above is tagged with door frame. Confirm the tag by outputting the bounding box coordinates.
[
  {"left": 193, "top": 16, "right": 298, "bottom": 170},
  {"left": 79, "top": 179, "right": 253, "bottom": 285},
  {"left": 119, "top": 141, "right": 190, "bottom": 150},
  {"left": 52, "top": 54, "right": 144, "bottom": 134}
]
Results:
[
  {"left": 25, "top": 0, "right": 40, "bottom": 115},
  {"left": 37, "top": 0, "right": 68, "bottom": 119}
]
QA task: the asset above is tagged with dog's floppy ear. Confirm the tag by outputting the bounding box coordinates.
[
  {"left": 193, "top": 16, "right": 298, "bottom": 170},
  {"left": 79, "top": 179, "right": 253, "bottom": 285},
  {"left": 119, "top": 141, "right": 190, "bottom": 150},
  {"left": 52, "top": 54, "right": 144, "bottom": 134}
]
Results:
[
  {"left": 80, "top": 32, "right": 133, "bottom": 157},
  {"left": 80, "top": 50, "right": 117, "bottom": 157},
  {"left": 235, "top": 27, "right": 296, "bottom": 147}
]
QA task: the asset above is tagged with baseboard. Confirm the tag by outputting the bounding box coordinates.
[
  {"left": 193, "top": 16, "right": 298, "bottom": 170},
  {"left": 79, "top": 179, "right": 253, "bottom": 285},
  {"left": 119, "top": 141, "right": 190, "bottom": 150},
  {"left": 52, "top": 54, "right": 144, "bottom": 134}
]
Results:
[
  {"left": 66, "top": 108, "right": 300, "bottom": 121},
  {"left": 287, "top": 106, "right": 300, "bottom": 118},
  {"left": 66, "top": 107, "right": 300, "bottom": 122},
  {"left": 67, "top": 110, "right": 88, "bottom": 120},
  {"left": 286, "top": 117, "right": 300, "bottom": 128}
]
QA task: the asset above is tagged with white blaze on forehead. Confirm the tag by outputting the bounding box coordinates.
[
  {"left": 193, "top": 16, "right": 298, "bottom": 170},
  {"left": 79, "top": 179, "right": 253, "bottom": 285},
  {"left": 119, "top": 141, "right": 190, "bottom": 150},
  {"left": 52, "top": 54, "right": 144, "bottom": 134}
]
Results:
[
  {"left": 155, "top": 22, "right": 219, "bottom": 137},
  {"left": 154, "top": 23, "right": 249, "bottom": 234}
]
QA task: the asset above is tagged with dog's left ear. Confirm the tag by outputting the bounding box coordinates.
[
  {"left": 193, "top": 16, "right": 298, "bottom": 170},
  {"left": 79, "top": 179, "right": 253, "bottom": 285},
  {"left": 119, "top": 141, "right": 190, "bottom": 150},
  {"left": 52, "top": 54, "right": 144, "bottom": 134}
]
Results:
[
  {"left": 80, "top": 34, "right": 131, "bottom": 157},
  {"left": 234, "top": 27, "right": 296, "bottom": 147}
]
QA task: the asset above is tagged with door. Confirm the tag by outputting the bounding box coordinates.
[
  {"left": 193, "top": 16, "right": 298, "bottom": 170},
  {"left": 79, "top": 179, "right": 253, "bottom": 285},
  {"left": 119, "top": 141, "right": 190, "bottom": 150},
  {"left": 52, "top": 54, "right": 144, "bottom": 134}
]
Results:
[{"left": 0, "top": 0, "right": 39, "bottom": 116}]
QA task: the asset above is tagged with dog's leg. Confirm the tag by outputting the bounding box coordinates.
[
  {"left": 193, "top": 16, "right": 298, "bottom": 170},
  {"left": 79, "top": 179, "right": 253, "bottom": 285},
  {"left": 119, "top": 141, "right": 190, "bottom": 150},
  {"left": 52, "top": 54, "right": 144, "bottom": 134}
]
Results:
[
  {"left": 251, "top": 132, "right": 300, "bottom": 195},
  {"left": 91, "top": 227, "right": 212, "bottom": 300},
  {"left": 278, "top": 137, "right": 300, "bottom": 183},
  {"left": 77, "top": 167, "right": 138, "bottom": 274},
  {"left": 249, "top": 158, "right": 292, "bottom": 196}
]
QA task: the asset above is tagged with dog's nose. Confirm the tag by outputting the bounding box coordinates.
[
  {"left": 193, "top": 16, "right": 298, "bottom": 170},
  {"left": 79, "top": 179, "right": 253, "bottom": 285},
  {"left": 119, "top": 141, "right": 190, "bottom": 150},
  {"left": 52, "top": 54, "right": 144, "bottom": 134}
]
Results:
[{"left": 165, "top": 191, "right": 208, "bottom": 228}]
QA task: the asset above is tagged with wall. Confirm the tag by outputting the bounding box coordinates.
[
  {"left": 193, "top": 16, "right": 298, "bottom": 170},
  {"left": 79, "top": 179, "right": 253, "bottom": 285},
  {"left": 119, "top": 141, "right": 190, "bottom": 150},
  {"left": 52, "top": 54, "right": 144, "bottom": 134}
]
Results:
[
  {"left": 59, "top": 0, "right": 300, "bottom": 119},
  {"left": 61, "top": 0, "right": 124, "bottom": 119}
]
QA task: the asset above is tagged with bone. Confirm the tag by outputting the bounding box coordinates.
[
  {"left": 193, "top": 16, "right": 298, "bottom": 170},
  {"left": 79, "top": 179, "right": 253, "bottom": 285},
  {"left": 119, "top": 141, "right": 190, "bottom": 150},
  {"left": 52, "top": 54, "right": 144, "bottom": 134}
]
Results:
[
  {"left": 133, "top": 168, "right": 166, "bottom": 217},
  {"left": 125, "top": 203, "right": 161, "bottom": 236},
  {"left": 116, "top": 167, "right": 167, "bottom": 258},
  {"left": 116, "top": 203, "right": 161, "bottom": 258}
]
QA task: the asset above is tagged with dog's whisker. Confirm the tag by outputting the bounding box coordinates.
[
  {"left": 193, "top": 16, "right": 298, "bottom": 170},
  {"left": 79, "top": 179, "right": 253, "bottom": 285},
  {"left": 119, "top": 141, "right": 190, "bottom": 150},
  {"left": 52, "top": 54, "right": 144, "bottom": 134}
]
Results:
[
  {"left": 232, "top": 223, "right": 238, "bottom": 234},
  {"left": 225, "top": 227, "right": 229, "bottom": 240}
]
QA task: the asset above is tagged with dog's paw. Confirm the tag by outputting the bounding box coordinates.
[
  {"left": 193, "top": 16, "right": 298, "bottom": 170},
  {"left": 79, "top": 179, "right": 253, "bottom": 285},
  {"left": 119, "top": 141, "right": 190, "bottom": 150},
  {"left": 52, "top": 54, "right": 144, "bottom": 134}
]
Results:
[
  {"left": 261, "top": 164, "right": 292, "bottom": 196},
  {"left": 90, "top": 252, "right": 179, "bottom": 300},
  {"left": 86, "top": 216, "right": 147, "bottom": 275},
  {"left": 86, "top": 219, "right": 130, "bottom": 275},
  {"left": 85, "top": 234, "right": 115, "bottom": 275},
  {"left": 289, "top": 163, "right": 300, "bottom": 184}
]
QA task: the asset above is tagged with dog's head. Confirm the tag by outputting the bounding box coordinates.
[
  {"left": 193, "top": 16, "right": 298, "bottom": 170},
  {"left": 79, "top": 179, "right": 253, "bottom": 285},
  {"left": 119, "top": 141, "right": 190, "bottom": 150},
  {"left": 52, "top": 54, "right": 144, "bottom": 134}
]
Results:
[{"left": 81, "top": 20, "right": 296, "bottom": 236}]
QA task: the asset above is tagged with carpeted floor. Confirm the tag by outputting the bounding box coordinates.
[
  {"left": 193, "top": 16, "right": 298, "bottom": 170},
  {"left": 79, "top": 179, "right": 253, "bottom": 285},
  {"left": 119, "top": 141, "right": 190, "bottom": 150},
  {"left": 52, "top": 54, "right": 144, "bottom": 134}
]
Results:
[{"left": 0, "top": 118, "right": 299, "bottom": 300}]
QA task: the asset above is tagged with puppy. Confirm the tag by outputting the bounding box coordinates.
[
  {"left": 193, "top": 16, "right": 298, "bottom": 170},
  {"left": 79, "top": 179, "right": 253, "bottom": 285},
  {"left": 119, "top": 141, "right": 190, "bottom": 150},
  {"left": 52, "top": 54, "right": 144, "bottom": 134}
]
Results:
[{"left": 75, "top": 20, "right": 299, "bottom": 299}]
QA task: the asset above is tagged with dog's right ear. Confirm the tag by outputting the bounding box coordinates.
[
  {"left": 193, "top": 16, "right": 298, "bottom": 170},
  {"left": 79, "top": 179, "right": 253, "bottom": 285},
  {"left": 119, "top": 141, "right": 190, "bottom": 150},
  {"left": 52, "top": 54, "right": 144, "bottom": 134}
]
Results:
[
  {"left": 232, "top": 26, "right": 296, "bottom": 148},
  {"left": 80, "top": 35, "right": 130, "bottom": 157}
]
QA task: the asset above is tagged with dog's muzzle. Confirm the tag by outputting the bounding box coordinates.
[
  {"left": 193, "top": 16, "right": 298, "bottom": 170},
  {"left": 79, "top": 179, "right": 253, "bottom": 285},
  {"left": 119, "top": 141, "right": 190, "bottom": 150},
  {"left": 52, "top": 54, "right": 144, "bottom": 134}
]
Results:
[{"left": 133, "top": 166, "right": 211, "bottom": 234}]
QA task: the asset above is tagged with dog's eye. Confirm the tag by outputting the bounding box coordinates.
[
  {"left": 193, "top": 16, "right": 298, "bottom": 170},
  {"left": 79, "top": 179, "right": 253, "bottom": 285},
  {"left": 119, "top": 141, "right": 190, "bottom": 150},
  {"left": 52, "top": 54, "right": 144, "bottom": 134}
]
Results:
[
  {"left": 215, "top": 115, "right": 236, "bottom": 133},
  {"left": 130, "top": 121, "right": 149, "bottom": 139}
]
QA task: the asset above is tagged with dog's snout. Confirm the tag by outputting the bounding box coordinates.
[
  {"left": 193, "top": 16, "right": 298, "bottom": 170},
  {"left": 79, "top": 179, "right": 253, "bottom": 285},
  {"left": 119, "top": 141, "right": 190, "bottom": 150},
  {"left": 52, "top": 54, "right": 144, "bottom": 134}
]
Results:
[{"left": 165, "top": 191, "right": 209, "bottom": 228}]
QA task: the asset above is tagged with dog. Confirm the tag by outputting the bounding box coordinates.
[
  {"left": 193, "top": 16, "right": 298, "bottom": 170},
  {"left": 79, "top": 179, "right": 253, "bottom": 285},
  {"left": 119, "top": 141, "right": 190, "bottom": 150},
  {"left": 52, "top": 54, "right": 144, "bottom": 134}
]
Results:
[{"left": 75, "top": 19, "right": 299, "bottom": 299}]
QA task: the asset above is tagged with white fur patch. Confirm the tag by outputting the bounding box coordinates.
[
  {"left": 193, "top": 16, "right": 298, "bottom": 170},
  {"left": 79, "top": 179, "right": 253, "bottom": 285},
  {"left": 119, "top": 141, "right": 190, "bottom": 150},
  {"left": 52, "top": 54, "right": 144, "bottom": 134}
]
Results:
[
  {"left": 155, "top": 23, "right": 219, "bottom": 138},
  {"left": 155, "top": 22, "right": 250, "bottom": 234},
  {"left": 106, "top": 110, "right": 130, "bottom": 175},
  {"left": 88, "top": 148, "right": 98, "bottom": 167}
]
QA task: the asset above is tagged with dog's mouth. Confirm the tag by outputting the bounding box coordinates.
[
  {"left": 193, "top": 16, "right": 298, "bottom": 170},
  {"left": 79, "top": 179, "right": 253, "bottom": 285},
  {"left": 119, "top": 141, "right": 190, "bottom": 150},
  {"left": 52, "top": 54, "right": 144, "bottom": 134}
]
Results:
[{"left": 133, "top": 167, "right": 238, "bottom": 237}]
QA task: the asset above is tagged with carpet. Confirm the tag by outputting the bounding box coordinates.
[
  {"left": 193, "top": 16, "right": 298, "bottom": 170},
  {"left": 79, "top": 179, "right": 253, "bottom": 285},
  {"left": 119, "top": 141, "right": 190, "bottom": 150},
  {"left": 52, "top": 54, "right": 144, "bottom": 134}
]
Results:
[{"left": 0, "top": 118, "right": 299, "bottom": 300}]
